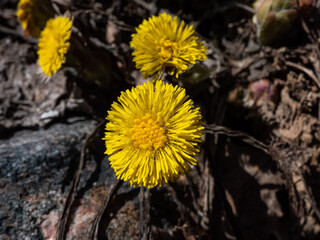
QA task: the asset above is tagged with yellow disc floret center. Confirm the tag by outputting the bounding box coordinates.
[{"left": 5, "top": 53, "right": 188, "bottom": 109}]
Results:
[
  {"left": 158, "top": 39, "right": 178, "bottom": 62},
  {"left": 131, "top": 113, "right": 167, "bottom": 150}
]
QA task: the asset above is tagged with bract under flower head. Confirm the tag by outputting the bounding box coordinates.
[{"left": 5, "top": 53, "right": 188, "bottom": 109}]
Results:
[
  {"left": 104, "top": 81, "right": 204, "bottom": 188},
  {"left": 16, "top": 0, "right": 54, "bottom": 38},
  {"left": 130, "top": 12, "right": 207, "bottom": 80},
  {"left": 37, "top": 16, "right": 72, "bottom": 77}
]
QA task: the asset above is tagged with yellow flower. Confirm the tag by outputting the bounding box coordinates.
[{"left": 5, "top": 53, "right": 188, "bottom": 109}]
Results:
[
  {"left": 104, "top": 81, "right": 204, "bottom": 188},
  {"left": 130, "top": 12, "right": 207, "bottom": 80},
  {"left": 16, "top": 0, "right": 54, "bottom": 38},
  {"left": 37, "top": 16, "right": 72, "bottom": 77}
]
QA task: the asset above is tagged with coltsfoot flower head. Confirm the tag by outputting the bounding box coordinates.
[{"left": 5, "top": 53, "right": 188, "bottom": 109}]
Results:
[
  {"left": 104, "top": 81, "right": 204, "bottom": 188},
  {"left": 16, "top": 0, "right": 54, "bottom": 38},
  {"left": 130, "top": 12, "right": 207, "bottom": 80},
  {"left": 37, "top": 16, "right": 72, "bottom": 77}
]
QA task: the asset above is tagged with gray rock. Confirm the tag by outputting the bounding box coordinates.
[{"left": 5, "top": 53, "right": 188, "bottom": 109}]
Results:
[{"left": 0, "top": 120, "right": 97, "bottom": 239}]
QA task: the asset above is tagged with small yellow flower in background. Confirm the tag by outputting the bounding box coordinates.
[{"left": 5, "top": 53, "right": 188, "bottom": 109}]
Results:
[
  {"left": 104, "top": 81, "right": 204, "bottom": 188},
  {"left": 17, "top": 0, "right": 38, "bottom": 37},
  {"left": 37, "top": 16, "right": 72, "bottom": 77},
  {"left": 130, "top": 12, "right": 207, "bottom": 80},
  {"left": 16, "top": 0, "right": 54, "bottom": 38}
]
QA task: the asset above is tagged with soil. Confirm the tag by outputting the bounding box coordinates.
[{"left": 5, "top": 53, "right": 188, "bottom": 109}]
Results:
[{"left": 1, "top": 0, "right": 320, "bottom": 239}]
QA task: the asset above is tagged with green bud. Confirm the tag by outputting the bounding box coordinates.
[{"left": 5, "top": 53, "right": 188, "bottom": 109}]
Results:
[{"left": 253, "top": 0, "right": 314, "bottom": 45}]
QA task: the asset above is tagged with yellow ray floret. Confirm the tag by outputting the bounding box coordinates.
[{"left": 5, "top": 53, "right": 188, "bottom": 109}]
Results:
[
  {"left": 16, "top": 0, "right": 53, "bottom": 38},
  {"left": 17, "top": 0, "right": 38, "bottom": 37},
  {"left": 37, "top": 16, "right": 72, "bottom": 77},
  {"left": 17, "top": 0, "right": 40, "bottom": 37},
  {"left": 130, "top": 12, "right": 207, "bottom": 80},
  {"left": 103, "top": 81, "right": 204, "bottom": 188}
]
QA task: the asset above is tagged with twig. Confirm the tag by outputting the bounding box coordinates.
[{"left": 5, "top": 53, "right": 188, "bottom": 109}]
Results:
[
  {"left": 139, "top": 187, "right": 151, "bottom": 240},
  {"left": 205, "top": 123, "right": 281, "bottom": 240},
  {"left": 0, "top": 25, "right": 21, "bottom": 37},
  {"left": 296, "top": 0, "right": 317, "bottom": 42},
  {"left": 202, "top": 91, "right": 227, "bottom": 238},
  {"left": 232, "top": 2, "right": 256, "bottom": 14},
  {"left": 0, "top": 25, "right": 38, "bottom": 44},
  {"left": 57, "top": 119, "right": 106, "bottom": 240},
  {"left": 212, "top": 2, "right": 255, "bottom": 15},
  {"left": 295, "top": 0, "right": 320, "bottom": 82},
  {"left": 205, "top": 124, "right": 271, "bottom": 156},
  {"left": 205, "top": 124, "right": 320, "bottom": 226},
  {"left": 286, "top": 61, "right": 320, "bottom": 89},
  {"left": 205, "top": 130, "right": 245, "bottom": 239},
  {"left": 166, "top": 183, "right": 187, "bottom": 222},
  {"left": 205, "top": 124, "right": 295, "bottom": 193},
  {"left": 90, "top": 179, "right": 123, "bottom": 240}
]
